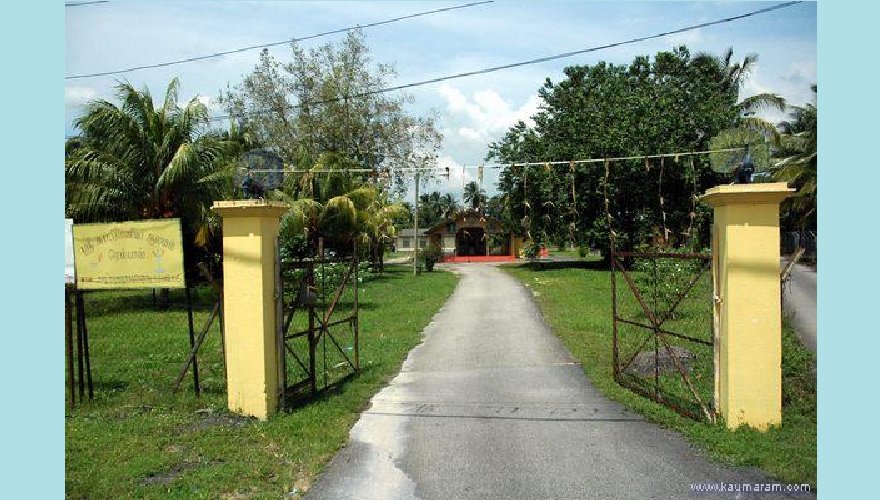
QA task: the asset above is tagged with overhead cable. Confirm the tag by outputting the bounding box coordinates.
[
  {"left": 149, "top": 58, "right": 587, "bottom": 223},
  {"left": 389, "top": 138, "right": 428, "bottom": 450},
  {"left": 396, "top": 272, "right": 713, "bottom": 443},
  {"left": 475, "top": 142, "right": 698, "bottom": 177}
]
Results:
[
  {"left": 208, "top": 1, "right": 802, "bottom": 124},
  {"left": 65, "top": 1, "right": 494, "bottom": 79}
]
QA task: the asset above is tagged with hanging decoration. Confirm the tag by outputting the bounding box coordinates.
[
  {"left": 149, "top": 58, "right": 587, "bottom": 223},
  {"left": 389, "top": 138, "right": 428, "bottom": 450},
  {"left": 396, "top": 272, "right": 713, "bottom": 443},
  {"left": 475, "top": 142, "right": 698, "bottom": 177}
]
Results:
[
  {"left": 569, "top": 161, "right": 579, "bottom": 217},
  {"left": 603, "top": 158, "right": 615, "bottom": 250},
  {"left": 659, "top": 157, "right": 669, "bottom": 245}
]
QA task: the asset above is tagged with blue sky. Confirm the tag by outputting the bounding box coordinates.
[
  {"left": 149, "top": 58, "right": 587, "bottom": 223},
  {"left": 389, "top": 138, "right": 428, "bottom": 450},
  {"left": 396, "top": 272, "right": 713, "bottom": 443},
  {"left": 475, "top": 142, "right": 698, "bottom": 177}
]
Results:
[{"left": 65, "top": 1, "right": 817, "bottom": 199}]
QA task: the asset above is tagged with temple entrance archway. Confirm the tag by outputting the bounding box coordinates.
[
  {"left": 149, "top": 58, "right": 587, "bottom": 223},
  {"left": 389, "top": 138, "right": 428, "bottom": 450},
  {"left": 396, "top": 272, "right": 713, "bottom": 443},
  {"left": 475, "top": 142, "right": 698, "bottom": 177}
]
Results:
[{"left": 456, "top": 227, "right": 486, "bottom": 256}]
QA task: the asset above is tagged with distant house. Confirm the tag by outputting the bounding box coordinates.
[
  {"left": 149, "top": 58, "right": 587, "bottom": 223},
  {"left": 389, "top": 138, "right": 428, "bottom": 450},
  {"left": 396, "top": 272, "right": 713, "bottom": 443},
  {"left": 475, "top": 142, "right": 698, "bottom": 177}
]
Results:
[
  {"left": 394, "top": 228, "right": 429, "bottom": 252},
  {"left": 426, "top": 211, "right": 518, "bottom": 261}
]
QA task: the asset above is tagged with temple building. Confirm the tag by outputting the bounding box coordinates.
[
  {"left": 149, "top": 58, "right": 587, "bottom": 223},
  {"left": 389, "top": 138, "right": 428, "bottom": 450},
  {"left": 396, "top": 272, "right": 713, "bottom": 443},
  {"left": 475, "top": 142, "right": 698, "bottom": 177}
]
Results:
[{"left": 426, "top": 211, "right": 518, "bottom": 262}]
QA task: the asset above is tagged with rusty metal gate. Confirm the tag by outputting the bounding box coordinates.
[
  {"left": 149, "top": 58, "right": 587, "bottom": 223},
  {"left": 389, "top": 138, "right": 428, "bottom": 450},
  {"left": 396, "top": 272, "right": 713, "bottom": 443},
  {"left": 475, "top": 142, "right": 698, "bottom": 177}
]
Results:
[
  {"left": 611, "top": 250, "right": 716, "bottom": 422},
  {"left": 276, "top": 249, "right": 360, "bottom": 409}
]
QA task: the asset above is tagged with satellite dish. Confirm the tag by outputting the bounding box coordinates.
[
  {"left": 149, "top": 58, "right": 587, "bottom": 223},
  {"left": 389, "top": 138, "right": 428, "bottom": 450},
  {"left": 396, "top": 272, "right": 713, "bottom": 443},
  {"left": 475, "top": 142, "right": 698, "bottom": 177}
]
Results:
[{"left": 236, "top": 148, "right": 285, "bottom": 197}]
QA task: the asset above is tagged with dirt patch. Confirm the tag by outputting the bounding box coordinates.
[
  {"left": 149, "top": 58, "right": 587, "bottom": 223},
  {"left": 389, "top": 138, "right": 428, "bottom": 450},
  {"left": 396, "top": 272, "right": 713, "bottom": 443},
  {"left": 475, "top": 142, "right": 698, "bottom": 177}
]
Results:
[
  {"left": 140, "top": 457, "right": 225, "bottom": 487},
  {"left": 173, "top": 409, "right": 255, "bottom": 435},
  {"left": 140, "top": 462, "right": 195, "bottom": 487}
]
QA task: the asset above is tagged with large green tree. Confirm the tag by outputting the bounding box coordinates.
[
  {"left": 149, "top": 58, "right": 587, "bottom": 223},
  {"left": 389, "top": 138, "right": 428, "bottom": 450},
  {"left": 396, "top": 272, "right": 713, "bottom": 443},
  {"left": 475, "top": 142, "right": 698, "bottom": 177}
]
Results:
[
  {"left": 220, "top": 30, "right": 442, "bottom": 195},
  {"left": 488, "top": 47, "right": 762, "bottom": 253},
  {"left": 65, "top": 78, "right": 235, "bottom": 250}
]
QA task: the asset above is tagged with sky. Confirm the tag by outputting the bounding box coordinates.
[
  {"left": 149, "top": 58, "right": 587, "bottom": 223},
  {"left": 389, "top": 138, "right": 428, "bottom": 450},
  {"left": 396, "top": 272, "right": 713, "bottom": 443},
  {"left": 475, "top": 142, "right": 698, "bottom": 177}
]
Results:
[{"left": 65, "top": 0, "right": 817, "bottom": 200}]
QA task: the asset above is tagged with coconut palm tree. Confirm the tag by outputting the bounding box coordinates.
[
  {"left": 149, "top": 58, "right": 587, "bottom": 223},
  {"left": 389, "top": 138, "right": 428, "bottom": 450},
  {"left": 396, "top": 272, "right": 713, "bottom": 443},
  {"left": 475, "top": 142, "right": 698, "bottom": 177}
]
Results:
[
  {"left": 65, "top": 78, "right": 234, "bottom": 246},
  {"left": 772, "top": 85, "right": 817, "bottom": 230},
  {"left": 280, "top": 184, "right": 407, "bottom": 271},
  {"left": 462, "top": 181, "right": 487, "bottom": 211},
  {"left": 704, "top": 49, "right": 787, "bottom": 174},
  {"left": 439, "top": 192, "right": 460, "bottom": 219}
]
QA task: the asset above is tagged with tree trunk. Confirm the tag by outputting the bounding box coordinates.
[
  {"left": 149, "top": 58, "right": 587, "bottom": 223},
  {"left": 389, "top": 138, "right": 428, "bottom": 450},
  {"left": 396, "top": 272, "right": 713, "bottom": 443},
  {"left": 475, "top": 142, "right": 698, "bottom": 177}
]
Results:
[{"left": 377, "top": 240, "right": 385, "bottom": 274}]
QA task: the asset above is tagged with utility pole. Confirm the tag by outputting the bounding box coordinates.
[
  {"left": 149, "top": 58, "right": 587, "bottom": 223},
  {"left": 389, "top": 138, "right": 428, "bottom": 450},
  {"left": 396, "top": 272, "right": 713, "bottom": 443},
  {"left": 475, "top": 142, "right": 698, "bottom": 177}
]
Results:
[{"left": 413, "top": 171, "right": 420, "bottom": 276}]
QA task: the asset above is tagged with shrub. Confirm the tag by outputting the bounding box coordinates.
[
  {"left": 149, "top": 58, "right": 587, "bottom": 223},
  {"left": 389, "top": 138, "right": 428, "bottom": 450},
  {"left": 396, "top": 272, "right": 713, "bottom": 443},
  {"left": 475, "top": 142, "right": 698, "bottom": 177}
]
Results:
[
  {"left": 421, "top": 244, "right": 442, "bottom": 272},
  {"left": 632, "top": 245, "right": 708, "bottom": 316}
]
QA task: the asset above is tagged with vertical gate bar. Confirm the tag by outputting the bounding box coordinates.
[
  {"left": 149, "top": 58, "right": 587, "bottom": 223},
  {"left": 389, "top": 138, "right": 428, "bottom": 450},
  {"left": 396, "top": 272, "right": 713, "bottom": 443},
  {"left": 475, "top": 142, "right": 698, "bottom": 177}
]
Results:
[
  {"left": 65, "top": 286, "right": 76, "bottom": 407},
  {"left": 77, "top": 291, "right": 94, "bottom": 399},
  {"left": 75, "top": 290, "right": 85, "bottom": 399},
  {"left": 275, "top": 237, "right": 285, "bottom": 408},
  {"left": 218, "top": 284, "right": 227, "bottom": 383},
  {"left": 308, "top": 261, "right": 317, "bottom": 395},
  {"left": 321, "top": 241, "right": 327, "bottom": 389},
  {"left": 185, "top": 284, "right": 200, "bottom": 396},
  {"left": 611, "top": 253, "right": 620, "bottom": 380},
  {"left": 653, "top": 255, "right": 660, "bottom": 400},
  {"left": 353, "top": 241, "right": 360, "bottom": 372},
  {"left": 711, "top": 225, "right": 720, "bottom": 419}
]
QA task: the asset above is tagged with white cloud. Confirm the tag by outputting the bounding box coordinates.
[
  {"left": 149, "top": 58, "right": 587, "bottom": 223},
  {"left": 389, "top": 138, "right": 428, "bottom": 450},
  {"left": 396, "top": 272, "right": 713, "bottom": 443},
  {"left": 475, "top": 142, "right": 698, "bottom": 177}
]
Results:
[
  {"left": 65, "top": 86, "right": 96, "bottom": 106},
  {"left": 741, "top": 67, "right": 773, "bottom": 98},
  {"left": 196, "top": 94, "right": 222, "bottom": 112},
  {"left": 458, "top": 127, "right": 481, "bottom": 141},
  {"left": 437, "top": 83, "right": 542, "bottom": 145},
  {"left": 780, "top": 61, "right": 817, "bottom": 93},
  {"left": 740, "top": 62, "right": 816, "bottom": 125},
  {"left": 433, "top": 154, "right": 474, "bottom": 189}
]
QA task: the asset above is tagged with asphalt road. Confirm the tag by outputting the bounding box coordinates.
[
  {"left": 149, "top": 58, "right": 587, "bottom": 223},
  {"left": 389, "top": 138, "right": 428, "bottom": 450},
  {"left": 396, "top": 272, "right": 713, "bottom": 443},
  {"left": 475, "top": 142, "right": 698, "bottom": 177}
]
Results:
[
  {"left": 782, "top": 259, "right": 817, "bottom": 353},
  {"left": 306, "top": 264, "right": 811, "bottom": 499}
]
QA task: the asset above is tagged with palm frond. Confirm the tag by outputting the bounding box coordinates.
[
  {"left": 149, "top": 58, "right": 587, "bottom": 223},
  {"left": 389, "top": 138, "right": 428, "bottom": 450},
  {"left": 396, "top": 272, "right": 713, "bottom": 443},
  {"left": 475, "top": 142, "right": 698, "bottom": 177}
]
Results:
[{"left": 739, "top": 93, "right": 786, "bottom": 113}]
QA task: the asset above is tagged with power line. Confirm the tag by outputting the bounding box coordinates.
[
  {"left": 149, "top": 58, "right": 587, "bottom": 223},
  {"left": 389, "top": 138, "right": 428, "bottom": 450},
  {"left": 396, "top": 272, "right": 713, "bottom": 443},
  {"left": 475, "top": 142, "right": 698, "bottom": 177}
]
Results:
[
  {"left": 65, "top": 1, "right": 494, "bottom": 80},
  {"left": 66, "top": 1, "right": 109, "bottom": 6},
  {"left": 208, "top": 1, "right": 802, "bottom": 124}
]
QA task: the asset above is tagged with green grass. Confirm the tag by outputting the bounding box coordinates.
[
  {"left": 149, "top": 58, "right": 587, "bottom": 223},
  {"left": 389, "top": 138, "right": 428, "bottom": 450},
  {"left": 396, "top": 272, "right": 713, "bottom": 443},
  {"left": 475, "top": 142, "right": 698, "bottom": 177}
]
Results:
[
  {"left": 65, "top": 265, "right": 458, "bottom": 499},
  {"left": 502, "top": 261, "right": 816, "bottom": 487},
  {"left": 546, "top": 248, "right": 597, "bottom": 260},
  {"left": 383, "top": 250, "right": 412, "bottom": 260}
]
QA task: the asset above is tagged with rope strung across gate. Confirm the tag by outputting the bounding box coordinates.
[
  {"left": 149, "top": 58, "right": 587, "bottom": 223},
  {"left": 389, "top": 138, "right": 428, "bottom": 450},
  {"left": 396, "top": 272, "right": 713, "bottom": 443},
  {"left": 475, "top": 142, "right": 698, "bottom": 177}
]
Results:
[
  {"left": 596, "top": 147, "right": 717, "bottom": 253},
  {"left": 241, "top": 147, "right": 745, "bottom": 175}
]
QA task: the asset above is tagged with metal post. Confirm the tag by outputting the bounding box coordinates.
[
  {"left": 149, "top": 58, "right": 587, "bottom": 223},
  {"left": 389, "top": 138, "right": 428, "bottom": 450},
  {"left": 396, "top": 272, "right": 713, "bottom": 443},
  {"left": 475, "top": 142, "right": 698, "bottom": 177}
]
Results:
[
  {"left": 653, "top": 255, "right": 660, "bottom": 399},
  {"left": 65, "top": 286, "right": 76, "bottom": 407},
  {"left": 75, "top": 290, "right": 85, "bottom": 399},
  {"left": 353, "top": 240, "right": 360, "bottom": 372},
  {"left": 185, "top": 284, "right": 200, "bottom": 396},
  {"left": 308, "top": 263, "right": 317, "bottom": 395},
  {"left": 321, "top": 240, "right": 327, "bottom": 389},
  {"left": 77, "top": 291, "right": 94, "bottom": 399},
  {"left": 611, "top": 253, "right": 619, "bottom": 380},
  {"left": 218, "top": 282, "right": 227, "bottom": 382},
  {"left": 275, "top": 237, "right": 285, "bottom": 408},
  {"left": 414, "top": 171, "right": 420, "bottom": 276}
]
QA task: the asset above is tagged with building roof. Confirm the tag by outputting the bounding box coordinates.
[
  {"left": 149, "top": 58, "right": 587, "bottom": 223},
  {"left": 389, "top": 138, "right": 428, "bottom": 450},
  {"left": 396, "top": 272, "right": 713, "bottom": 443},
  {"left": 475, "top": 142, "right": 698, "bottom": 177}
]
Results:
[
  {"left": 426, "top": 210, "right": 505, "bottom": 234},
  {"left": 396, "top": 228, "right": 430, "bottom": 237}
]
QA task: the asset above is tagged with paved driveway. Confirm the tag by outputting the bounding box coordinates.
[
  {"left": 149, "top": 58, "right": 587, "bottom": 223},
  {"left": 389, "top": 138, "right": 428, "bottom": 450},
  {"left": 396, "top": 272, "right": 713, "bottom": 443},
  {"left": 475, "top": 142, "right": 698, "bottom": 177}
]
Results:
[
  {"left": 306, "top": 264, "right": 811, "bottom": 499},
  {"left": 782, "top": 259, "right": 817, "bottom": 352}
]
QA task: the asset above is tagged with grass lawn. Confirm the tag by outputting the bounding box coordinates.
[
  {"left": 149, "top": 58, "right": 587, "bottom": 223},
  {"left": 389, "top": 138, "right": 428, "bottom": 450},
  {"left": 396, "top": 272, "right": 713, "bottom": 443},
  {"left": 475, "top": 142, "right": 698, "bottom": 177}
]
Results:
[
  {"left": 383, "top": 250, "right": 412, "bottom": 260},
  {"left": 65, "top": 265, "right": 458, "bottom": 499},
  {"left": 546, "top": 248, "right": 600, "bottom": 260},
  {"left": 502, "top": 261, "right": 817, "bottom": 487}
]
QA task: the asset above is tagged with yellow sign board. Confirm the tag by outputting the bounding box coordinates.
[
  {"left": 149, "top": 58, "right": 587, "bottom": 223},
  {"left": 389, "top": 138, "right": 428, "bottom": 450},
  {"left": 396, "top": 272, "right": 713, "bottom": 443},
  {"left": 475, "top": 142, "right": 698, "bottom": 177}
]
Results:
[{"left": 72, "top": 219, "right": 186, "bottom": 290}]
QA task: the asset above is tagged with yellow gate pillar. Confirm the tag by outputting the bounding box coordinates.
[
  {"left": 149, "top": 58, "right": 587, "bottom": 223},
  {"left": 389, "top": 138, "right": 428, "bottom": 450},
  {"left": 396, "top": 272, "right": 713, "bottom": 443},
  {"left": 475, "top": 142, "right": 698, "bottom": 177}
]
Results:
[
  {"left": 211, "top": 200, "right": 289, "bottom": 420},
  {"left": 701, "top": 183, "right": 794, "bottom": 430}
]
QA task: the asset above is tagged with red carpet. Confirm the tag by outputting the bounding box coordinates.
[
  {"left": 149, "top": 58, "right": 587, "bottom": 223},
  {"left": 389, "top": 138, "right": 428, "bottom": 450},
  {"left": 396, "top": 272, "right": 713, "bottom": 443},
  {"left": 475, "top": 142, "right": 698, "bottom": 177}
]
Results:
[{"left": 440, "top": 255, "right": 517, "bottom": 263}]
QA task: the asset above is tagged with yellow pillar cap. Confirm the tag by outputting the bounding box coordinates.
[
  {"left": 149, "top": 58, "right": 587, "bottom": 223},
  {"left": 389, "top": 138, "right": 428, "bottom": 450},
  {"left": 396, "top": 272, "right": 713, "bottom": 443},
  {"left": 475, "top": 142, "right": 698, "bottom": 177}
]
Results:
[
  {"left": 700, "top": 182, "right": 795, "bottom": 207},
  {"left": 212, "top": 199, "right": 289, "bottom": 218}
]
